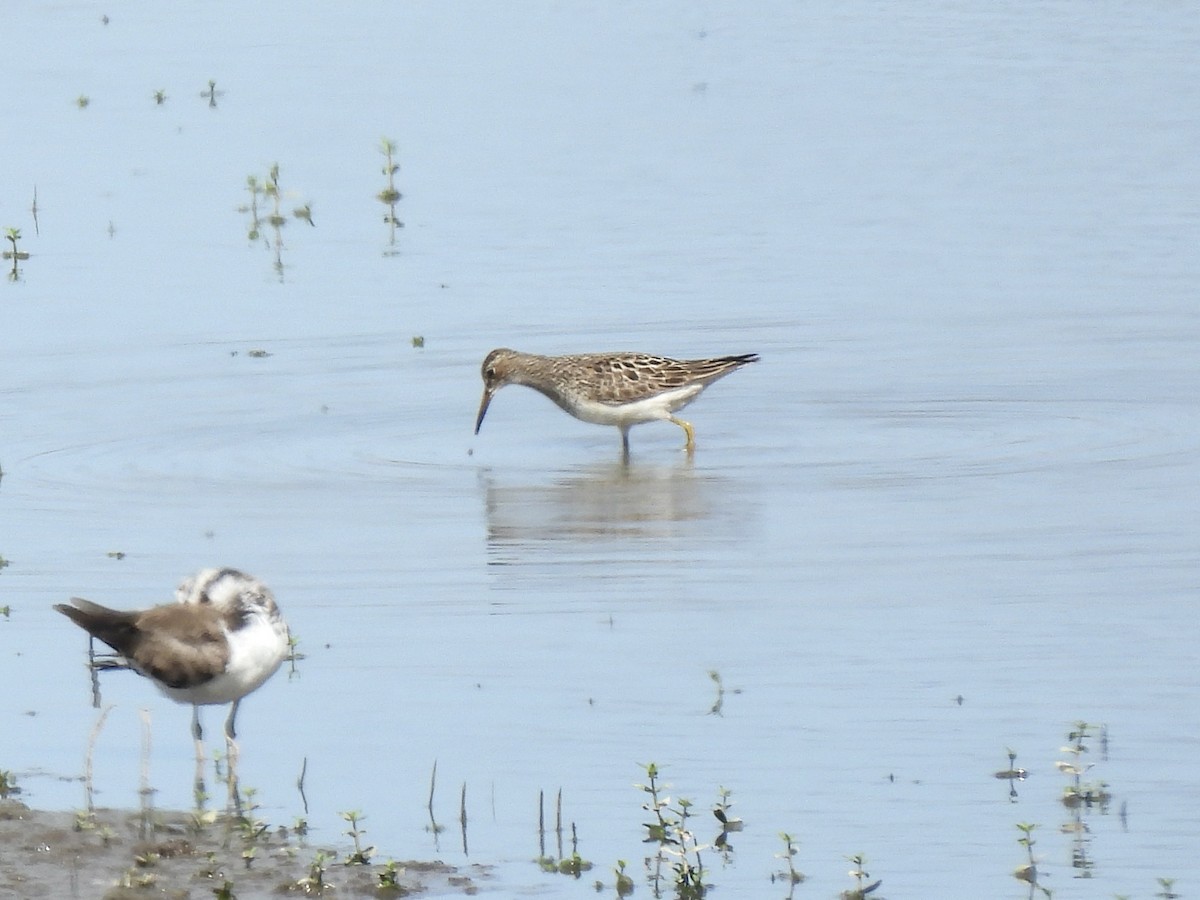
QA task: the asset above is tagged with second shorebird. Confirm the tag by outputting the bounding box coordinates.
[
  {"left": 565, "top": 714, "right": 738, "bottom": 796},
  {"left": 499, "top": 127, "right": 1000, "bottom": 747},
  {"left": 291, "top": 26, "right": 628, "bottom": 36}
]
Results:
[
  {"left": 474, "top": 348, "right": 759, "bottom": 455},
  {"left": 55, "top": 568, "right": 290, "bottom": 759}
]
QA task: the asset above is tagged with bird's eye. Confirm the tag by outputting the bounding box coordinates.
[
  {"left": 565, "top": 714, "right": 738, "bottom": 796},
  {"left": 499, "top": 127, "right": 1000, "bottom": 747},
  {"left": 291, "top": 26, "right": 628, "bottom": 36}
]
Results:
[{"left": 485, "top": 367, "right": 495, "bottom": 379}]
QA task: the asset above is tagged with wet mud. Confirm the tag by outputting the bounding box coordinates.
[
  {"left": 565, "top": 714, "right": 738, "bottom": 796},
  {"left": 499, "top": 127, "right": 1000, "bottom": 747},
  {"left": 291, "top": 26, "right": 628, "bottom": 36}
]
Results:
[{"left": 0, "top": 799, "right": 483, "bottom": 899}]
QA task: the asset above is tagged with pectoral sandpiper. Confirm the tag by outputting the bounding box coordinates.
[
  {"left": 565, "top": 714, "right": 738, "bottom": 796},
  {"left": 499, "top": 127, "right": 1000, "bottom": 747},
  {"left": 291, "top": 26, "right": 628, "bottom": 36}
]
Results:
[{"left": 474, "top": 349, "right": 758, "bottom": 455}]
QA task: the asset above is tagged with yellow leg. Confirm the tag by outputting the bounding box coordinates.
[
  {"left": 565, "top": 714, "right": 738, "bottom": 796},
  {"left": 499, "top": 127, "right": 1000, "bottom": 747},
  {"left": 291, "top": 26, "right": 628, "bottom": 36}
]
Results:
[{"left": 669, "top": 416, "right": 695, "bottom": 451}]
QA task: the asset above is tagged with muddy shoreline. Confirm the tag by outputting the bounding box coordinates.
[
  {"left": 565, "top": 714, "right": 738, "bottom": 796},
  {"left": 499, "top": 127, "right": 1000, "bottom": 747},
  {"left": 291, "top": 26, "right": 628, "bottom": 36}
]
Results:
[{"left": 0, "top": 799, "right": 484, "bottom": 898}]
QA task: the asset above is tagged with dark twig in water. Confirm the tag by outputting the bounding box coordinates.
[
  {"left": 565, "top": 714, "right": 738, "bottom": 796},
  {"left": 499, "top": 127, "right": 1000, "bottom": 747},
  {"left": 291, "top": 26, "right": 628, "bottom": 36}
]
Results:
[
  {"left": 297, "top": 757, "right": 309, "bottom": 816},
  {"left": 537, "top": 789, "right": 545, "bottom": 858},
  {"left": 459, "top": 782, "right": 468, "bottom": 855}
]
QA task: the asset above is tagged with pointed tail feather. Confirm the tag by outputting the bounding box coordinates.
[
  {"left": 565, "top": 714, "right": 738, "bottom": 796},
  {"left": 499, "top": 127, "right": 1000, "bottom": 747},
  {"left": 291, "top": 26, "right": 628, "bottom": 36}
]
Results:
[{"left": 54, "top": 598, "right": 139, "bottom": 654}]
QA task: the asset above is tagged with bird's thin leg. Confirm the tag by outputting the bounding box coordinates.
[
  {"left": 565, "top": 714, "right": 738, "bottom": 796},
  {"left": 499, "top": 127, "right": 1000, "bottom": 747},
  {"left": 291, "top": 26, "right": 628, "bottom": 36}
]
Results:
[
  {"left": 224, "top": 700, "right": 239, "bottom": 741},
  {"left": 224, "top": 700, "right": 241, "bottom": 768},
  {"left": 669, "top": 416, "right": 696, "bottom": 451},
  {"left": 191, "top": 706, "right": 205, "bottom": 766},
  {"left": 620, "top": 428, "right": 631, "bottom": 461}
]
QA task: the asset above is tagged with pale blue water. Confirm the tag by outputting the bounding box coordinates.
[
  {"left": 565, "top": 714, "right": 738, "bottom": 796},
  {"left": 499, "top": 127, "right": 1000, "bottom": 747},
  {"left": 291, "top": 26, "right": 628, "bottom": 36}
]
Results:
[{"left": 2, "top": 3, "right": 1198, "bottom": 898}]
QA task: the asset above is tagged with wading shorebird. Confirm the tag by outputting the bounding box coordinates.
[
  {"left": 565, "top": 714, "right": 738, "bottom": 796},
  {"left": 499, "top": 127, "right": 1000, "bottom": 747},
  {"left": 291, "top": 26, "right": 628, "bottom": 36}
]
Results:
[
  {"left": 55, "top": 568, "right": 290, "bottom": 759},
  {"left": 474, "top": 349, "right": 759, "bottom": 456}
]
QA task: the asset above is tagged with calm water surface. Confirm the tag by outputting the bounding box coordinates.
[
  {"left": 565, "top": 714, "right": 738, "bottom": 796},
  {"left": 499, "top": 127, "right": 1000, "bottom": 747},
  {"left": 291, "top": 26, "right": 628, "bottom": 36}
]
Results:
[{"left": 2, "top": 3, "right": 1198, "bottom": 898}]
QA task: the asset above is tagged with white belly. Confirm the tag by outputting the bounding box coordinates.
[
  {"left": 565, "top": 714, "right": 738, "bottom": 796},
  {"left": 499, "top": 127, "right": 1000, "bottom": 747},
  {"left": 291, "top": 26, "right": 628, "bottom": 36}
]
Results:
[
  {"left": 567, "top": 384, "right": 704, "bottom": 427},
  {"left": 160, "top": 616, "right": 288, "bottom": 706}
]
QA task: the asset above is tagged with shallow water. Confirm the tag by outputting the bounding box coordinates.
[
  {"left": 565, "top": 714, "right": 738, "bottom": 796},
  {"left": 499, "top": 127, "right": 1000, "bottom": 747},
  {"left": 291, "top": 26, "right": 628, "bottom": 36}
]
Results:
[{"left": 2, "top": 3, "right": 1199, "bottom": 898}]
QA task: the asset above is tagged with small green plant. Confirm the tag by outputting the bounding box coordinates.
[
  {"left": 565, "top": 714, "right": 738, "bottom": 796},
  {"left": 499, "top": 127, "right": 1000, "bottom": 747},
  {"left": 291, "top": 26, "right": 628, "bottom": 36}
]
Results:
[
  {"left": 665, "top": 797, "right": 708, "bottom": 898},
  {"left": 116, "top": 865, "right": 157, "bottom": 889},
  {"left": 241, "top": 175, "right": 264, "bottom": 241},
  {"left": 3, "top": 228, "right": 26, "bottom": 259},
  {"left": 4, "top": 228, "right": 29, "bottom": 281},
  {"left": 197, "top": 851, "right": 222, "bottom": 879},
  {"left": 635, "top": 763, "right": 713, "bottom": 897},
  {"left": 295, "top": 850, "right": 332, "bottom": 893},
  {"left": 994, "top": 747, "right": 1027, "bottom": 780},
  {"left": 341, "top": 809, "right": 374, "bottom": 865},
  {"left": 76, "top": 94, "right": 90, "bottom": 108},
  {"left": 712, "top": 785, "right": 742, "bottom": 831},
  {"left": 377, "top": 859, "right": 404, "bottom": 891},
  {"left": 378, "top": 136, "right": 403, "bottom": 253},
  {"left": 377, "top": 137, "right": 402, "bottom": 205},
  {"left": 774, "top": 832, "right": 805, "bottom": 885},
  {"left": 411, "top": 335, "right": 425, "bottom": 348},
  {"left": 612, "top": 859, "right": 635, "bottom": 897},
  {"left": 264, "top": 163, "right": 287, "bottom": 229},
  {"left": 153, "top": 89, "right": 167, "bottom": 105},
  {"left": 1013, "top": 822, "right": 1038, "bottom": 884},
  {"left": 236, "top": 786, "right": 269, "bottom": 846},
  {"left": 0, "top": 770, "right": 20, "bottom": 798},
  {"left": 555, "top": 852, "right": 592, "bottom": 877},
  {"left": 1057, "top": 721, "right": 1111, "bottom": 807},
  {"left": 213, "top": 879, "right": 237, "bottom": 899},
  {"left": 238, "top": 164, "right": 312, "bottom": 279},
  {"left": 1156, "top": 876, "right": 1180, "bottom": 899},
  {"left": 841, "top": 853, "right": 882, "bottom": 900},
  {"left": 637, "top": 762, "right": 675, "bottom": 843},
  {"left": 190, "top": 805, "right": 218, "bottom": 833}
]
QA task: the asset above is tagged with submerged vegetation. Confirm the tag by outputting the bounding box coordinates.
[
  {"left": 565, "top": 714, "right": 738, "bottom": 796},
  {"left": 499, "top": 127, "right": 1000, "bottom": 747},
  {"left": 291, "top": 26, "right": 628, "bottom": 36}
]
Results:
[
  {"left": 239, "top": 163, "right": 314, "bottom": 281},
  {"left": 4, "top": 227, "right": 30, "bottom": 281},
  {"left": 377, "top": 137, "right": 403, "bottom": 256}
]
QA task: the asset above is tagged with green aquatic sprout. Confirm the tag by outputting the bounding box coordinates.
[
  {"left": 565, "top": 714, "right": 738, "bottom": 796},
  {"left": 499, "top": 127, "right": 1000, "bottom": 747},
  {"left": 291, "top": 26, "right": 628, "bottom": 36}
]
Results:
[
  {"left": 1058, "top": 721, "right": 1111, "bottom": 807},
  {"left": 377, "top": 137, "right": 402, "bottom": 205},
  {"left": 295, "top": 850, "right": 331, "bottom": 892},
  {"left": 612, "top": 859, "right": 635, "bottom": 896},
  {"left": 775, "top": 832, "right": 805, "bottom": 885},
  {"left": 377, "top": 859, "right": 404, "bottom": 891},
  {"left": 235, "top": 786, "right": 269, "bottom": 851},
  {"left": 636, "top": 762, "right": 676, "bottom": 843},
  {"left": 4, "top": 228, "right": 29, "bottom": 281},
  {"left": 1013, "top": 822, "right": 1038, "bottom": 884},
  {"left": 712, "top": 786, "right": 741, "bottom": 831},
  {"left": 341, "top": 809, "right": 374, "bottom": 865},
  {"left": 663, "top": 796, "right": 707, "bottom": 898},
  {"left": 841, "top": 853, "right": 882, "bottom": 900},
  {"left": 378, "top": 136, "right": 403, "bottom": 255}
]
